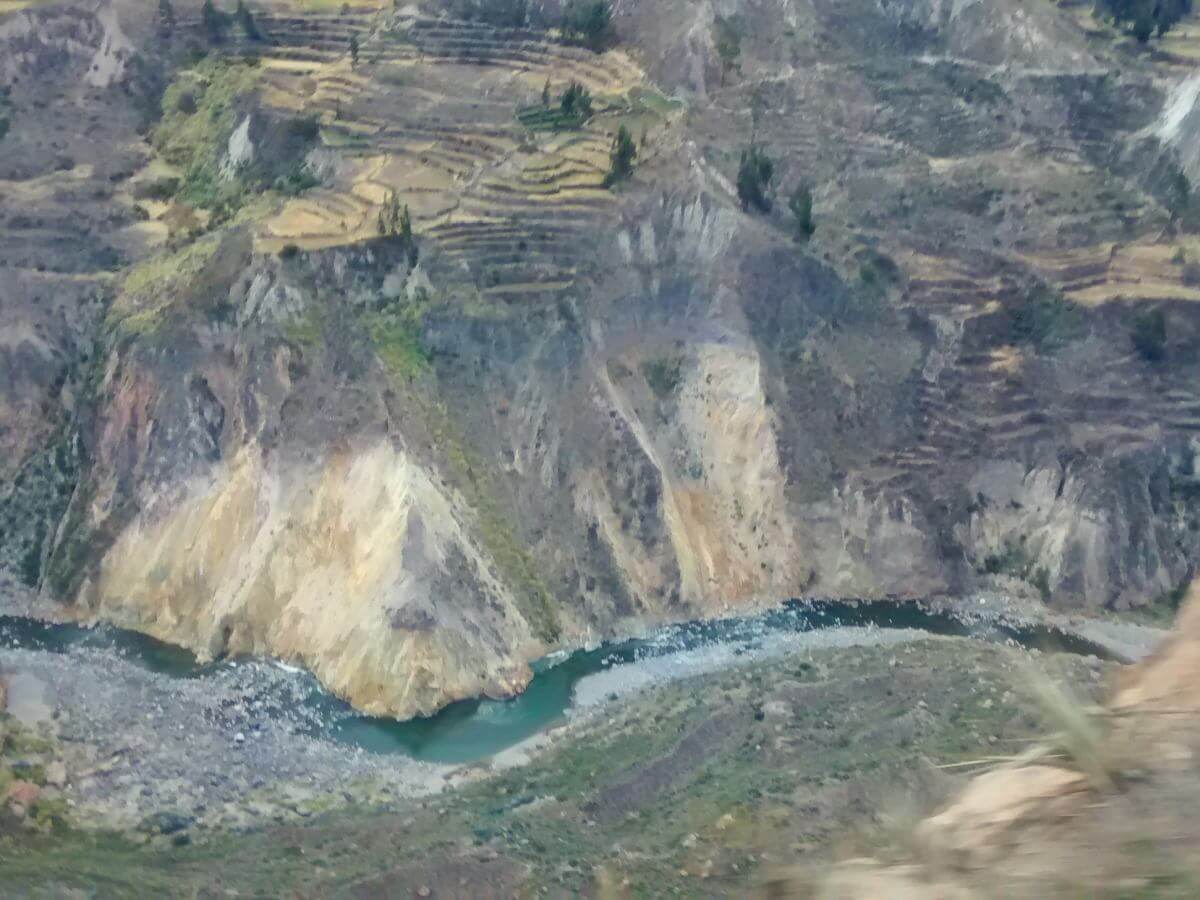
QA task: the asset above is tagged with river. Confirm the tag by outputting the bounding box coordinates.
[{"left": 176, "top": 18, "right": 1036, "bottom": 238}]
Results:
[{"left": 0, "top": 600, "right": 1113, "bottom": 765}]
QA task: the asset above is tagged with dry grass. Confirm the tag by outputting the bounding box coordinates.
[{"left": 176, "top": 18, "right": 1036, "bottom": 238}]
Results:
[
  {"left": 239, "top": 5, "right": 656, "bottom": 259},
  {"left": 1019, "top": 667, "right": 1118, "bottom": 791},
  {"left": 1026, "top": 240, "right": 1200, "bottom": 307},
  {"left": 928, "top": 666, "right": 1122, "bottom": 790}
]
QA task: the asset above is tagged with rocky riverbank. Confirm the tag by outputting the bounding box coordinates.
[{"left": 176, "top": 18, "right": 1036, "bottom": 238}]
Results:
[
  {"left": 1, "top": 584, "right": 1159, "bottom": 842},
  {"left": 2, "top": 631, "right": 1117, "bottom": 898},
  {"left": 0, "top": 638, "right": 449, "bottom": 835},
  {"left": 936, "top": 592, "right": 1169, "bottom": 663}
]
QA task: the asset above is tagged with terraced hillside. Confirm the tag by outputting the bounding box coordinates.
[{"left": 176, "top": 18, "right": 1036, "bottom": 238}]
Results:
[
  {"left": 179, "top": 4, "right": 662, "bottom": 305},
  {"left": 6, "top": 0, "right": 1200, "bottom": 718}
]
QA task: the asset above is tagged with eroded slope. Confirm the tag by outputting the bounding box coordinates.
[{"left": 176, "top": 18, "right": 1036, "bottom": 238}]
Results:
[{"left": 4, "top": 0, "right": 1200, "bottom": 715}]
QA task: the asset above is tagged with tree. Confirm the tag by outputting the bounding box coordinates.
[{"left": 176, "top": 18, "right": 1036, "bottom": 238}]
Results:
[
  {"left": 542, "top": 78, "right": 551, "bottom": 107},
  {"left": 1132, "top": 307, "right": 1167, "bottom": 361},
  {"left": 713, "top": 17, "right": 741, "bottom": 85},
  {"left": 158, "top": 0, "right": 175, "bottom": 39},
  {"left": 450, "top": 0, "right": 529, "bottom": 27},
  {"left": 736, "top": 144, "right": 774, "bottom": 213},
  {"left": 0, "top": 88, "right": 10, "bottom": 144},
  {"left": 749, "top": 85, "right": 766, "bottom": 143},
  {"left": 349, "top": 34, "right": 360, "bottom": 66},
  {"left": 604, "top": 125, "right": 636, "bottom": 187},
  {"left": 788, "top": 184, "right": 815, "bottom": 241},
  {"left": 1009, "top": 286, "right": 1078, "bottom": 353},
  {"left": 202, "top": 0, "right": 227, "bottom": 43},
  {"left": 1133, "top": 9, "right": 1155, "bottom": 42},
  {"left": 562, "top": 0, "right": 613, "bottom": 52},
  {"left": 236, "top": 0, "right": 261, "bottom": 40},
  {"left": 378, "top": 190, "right": 419, "bottom": 268},
  {"left": 19, "top": 526, "right": 44, "bottom": 588},
  {"left": 377, "top": 189, "right": 399, "bottom": 237},
  {"left": 1094, "top": 0, "right": 1194, "bottom": 41},
  {"left": 559, "top": 81, "right": 593, "bottom": 121}
]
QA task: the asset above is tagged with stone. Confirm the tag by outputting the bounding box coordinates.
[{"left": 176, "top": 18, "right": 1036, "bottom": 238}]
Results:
[
  {"left": 44, "top": 761, "right": 67, "bottom": 787},
  {"left": 760, "top": 700, "right": 792, "bottom": 720}
]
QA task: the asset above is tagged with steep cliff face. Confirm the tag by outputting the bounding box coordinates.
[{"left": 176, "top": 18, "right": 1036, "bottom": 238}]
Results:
[
  {"left": 1157, "top": 70, "right": 1200, "bottom": 189},
  {"left": 0, "top": 0, "right": 160, "bottom": 586},
  {"left": 53, "top": 239, "right": 553, "bottom": 716},
  {"left": 6, "top": 0, "right": 1200, "bottom": 716}
]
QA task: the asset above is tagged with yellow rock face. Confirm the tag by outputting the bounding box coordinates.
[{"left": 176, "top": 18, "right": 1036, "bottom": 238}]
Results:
[{"left": 81, "top": 441, "right": 538, "bottom": 718}]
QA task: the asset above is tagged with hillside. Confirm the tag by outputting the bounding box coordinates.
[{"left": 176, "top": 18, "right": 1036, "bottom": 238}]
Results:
[
  {"left": 3, "top": 0, "right": 1200, "bottom": 721},
  {"left": 799, "top": 582, "right": 1200, "bottom": 898}
]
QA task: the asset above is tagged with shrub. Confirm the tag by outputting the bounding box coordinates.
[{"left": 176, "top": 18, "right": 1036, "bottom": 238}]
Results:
[
  {"left": 641, "top": 355, "right": 683, "bottom": 399},
  {"left": 0, "top": 86, "right": 12, "bottom": 144},
  {"left": 449, "top": 0, "right": 530, "bottom": 27},
  {"left": 1009, "top": 286, "right": 1078, "bottom": 353},
  {"left": 713, "top": 16, "right": 741, "bottom": 84},
  {"left": 366, "top": 310, "right": 428, "bottom": 380},
  {"left": 1031, "top": 566, "right": 1051, "bottom": 602},
  {"left": 1131, "top": 307, "right": 1167, "bottom": 361},
  {"left": 288, "top": 115, "right": 321, "bottom": 142},
  {"left": 788, "top": 184, "right": 815, "bottom": 241},
  {"left": 736, "top": 144, "right": 774, "bottom": 213},
  {"left": 1094, "top": 0, "right": 1193, "bottom": 41},
  {"left": 980, "top": 539, "right": 1036, "bottom": 578},
  {"left": 562, "top": 0, "right": 613, "bottom": 52},
  {"left": 19, "top": 535, "right": 42, "bottom": 588},
  {"left": 175, "top": 89, "right": 197, "bottom": 115},
  {"left": 273, "top": 166, "right": 318, "bottom": 196},
  {"left": 1163, "top": 580, "right": 1189, "bottom": 610},
  {"left": 152, "top": 58, "right": 266, "bottom": 218},
  {"left": 604, "top": 125, "right": 636, "bottom": 187}
]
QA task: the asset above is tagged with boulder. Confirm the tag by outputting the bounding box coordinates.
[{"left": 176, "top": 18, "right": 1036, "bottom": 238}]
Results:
[{"left": 43, "top": 760, "right": 67, "bottom": 787}]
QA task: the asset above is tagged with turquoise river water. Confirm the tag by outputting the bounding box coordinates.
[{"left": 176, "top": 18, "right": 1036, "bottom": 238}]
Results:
[{"left": 0, "top": 601, "right": 1111, "bottom": 764}]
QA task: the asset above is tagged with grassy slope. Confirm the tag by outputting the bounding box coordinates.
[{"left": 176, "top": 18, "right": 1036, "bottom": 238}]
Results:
[{"left": 0, "top": 639, "right": 1106, "bottom": 897}]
